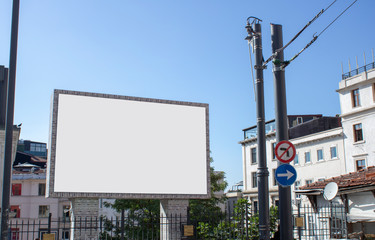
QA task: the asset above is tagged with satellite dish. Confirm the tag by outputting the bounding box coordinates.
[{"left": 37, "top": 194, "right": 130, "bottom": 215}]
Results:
[{"left": 323, "top": 182, "right": 338, "bottom": 201}]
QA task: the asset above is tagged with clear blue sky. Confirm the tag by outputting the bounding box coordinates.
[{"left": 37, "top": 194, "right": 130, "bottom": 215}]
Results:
[{"left": 1, "top": 0, "right": 374, "bottom": 190}]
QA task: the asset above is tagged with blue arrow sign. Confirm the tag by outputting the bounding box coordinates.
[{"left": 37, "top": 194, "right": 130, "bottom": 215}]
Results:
[{"left": 275, "top": 164, "right": 297, "bottom": 187}]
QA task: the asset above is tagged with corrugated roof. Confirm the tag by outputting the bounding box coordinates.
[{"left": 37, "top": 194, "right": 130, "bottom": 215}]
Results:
[
  {"left": 14, "top": 151, "right": 47, "bottom": 168},
  {"left": 300, "top": 166, "right": 375, "bottom": 190}
]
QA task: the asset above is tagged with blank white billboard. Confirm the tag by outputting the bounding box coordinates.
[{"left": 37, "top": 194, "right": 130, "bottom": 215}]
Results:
[{"left": 47, "top": 90, "right": 210, "bottom": 199}]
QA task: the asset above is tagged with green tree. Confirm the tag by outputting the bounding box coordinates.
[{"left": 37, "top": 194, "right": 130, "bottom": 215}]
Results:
[
  {"left": 195, "top": 198, "right": 279, "bottom": 240},
  {"left": 189, "top": 157, "right": 228, "bottom": 221},
  {"left": 100, "top": 199, "right": 160, "bottom": 239},
  {"left": 101, "top": 157, "right": 227, "bottom": 239}
]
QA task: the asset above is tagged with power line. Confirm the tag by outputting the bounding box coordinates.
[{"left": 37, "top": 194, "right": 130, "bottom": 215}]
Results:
[
  {"left": 263, "top": 0, "right": 337, "bottom": 67},
  {"left": 283, "top": 0, "right": 359, "bottom": 67},
  {"left": 318, "top": 0, "right": 358, "bottom": 37}
]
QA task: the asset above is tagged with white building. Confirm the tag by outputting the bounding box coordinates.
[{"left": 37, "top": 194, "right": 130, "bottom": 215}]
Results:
[
  {"left": 240, "top": 115, "right": 346, "bottom": 209},
  {"left": 0, "top": 126, "right": 21, "bottom": 206},
  {"left": 337, "top": 63, "right": 375, "bottom": 172},
  {"left": 9, "top": 154, "right": 71, "bottom": 240},
  {"left": 298, "top": 166, "right": 375, "bottom": 237}
]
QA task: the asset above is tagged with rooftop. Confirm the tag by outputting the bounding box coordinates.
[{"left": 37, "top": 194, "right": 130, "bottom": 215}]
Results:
[
  {"left": 14, "top": 151, "right": 47, "bottom": 168},
  {"left": 300, "top": 166, "right": 375, "bottom": 191},
  {"left": 342, "top": 62, "right": 375, "bottom": 80},
  {"left": 241, "top": 115, "right": 340, "bottom": 143}
]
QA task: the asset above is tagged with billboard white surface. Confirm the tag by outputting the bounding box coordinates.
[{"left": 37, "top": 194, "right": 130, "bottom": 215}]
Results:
[{"left": 47, "top": 90, "right": 210, "bottom": 199}]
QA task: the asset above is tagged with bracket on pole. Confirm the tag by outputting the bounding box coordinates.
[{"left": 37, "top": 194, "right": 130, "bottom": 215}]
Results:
[{"left": 254, "top": 65, "right": 267, "bottom": 70}]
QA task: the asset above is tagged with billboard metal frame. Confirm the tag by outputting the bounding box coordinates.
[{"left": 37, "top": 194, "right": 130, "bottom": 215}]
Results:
[{"left": 47, "top": 89, "right": 210, "bottom": 199}]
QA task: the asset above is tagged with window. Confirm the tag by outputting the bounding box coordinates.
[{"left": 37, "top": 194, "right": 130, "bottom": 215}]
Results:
[
  {"left": 305, "top": 151, "right": 311, "bottom": 163},
  {"left": 62, "top": 231, "right": 70, "bottom": 240},
  {"left": 274, "top": 200, "right": 279, "bottom": 208},
  {"left": 318, "top": 178, "right": 325, "bottom": 182},
  {"left": 10, "top": 206, "right": 20, "bottom": 218},
  {"left": 351, "top": 88, "right": 361, "bottom": 107},
  {"left": 11, "top": 184, "right": 22, "bottom": 196},
  {"left": 10, "top": 228, "right": 19, "bottom": 240},
  {"left": 272, "top": 169, "right": 277, "bottom": 186},
  {"left": 63, "top": 205, "right": 70, "bottom": 220},
  {"left": 353, "top": 123, "right": 363, "bottom": 142},
  {"left": 252, "top": 172, "right": 257, "bottom": 188},
  {"left": 39, "top": 205, "right": 50, "bottom": 218},
  {"left": 297, "top": 117, "right": 303, "bottom": 125},
  {"left": 373, "top": 83, "right": 375, "bottom": 102},
  {"left": 330, "top": 146, "right": 337, "bottom": 159},
  {"left": 308, "top": 216, "right": 316, "bottom": 236},
  {"left": 272, "top": 142, "right": 276, "bottom": 160},
  {"left": 294, "top": 153, "right": 299, "bottom": 165},
  {"left": 294, "top": 181, "right": 301, "bottom": 199},
  {"left": 38, "top": 183, "right": 46, "bottom": 196},
  {"left": 306, "top": 179, "right": 313, "bottom": 186},
  {"left": 356, "top": 159, "right": 366, "bottom": 171},
  {"left": 317, "top": 149, "right": 323, "bottom": 161},
  {"left": 251, "top": 147, "right": 257, "bottom": 164},
  {"left": 253, "top": 200, "right": 258, "bottom": 214}
]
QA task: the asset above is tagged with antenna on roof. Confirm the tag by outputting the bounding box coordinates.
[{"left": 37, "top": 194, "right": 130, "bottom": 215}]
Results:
[
  {"left": 364, "top": 52, "right": 366, "bottom": 66},
  {"left": 356, "top": 56, "right": 359, "bottom": 69},
  {"left": 323, "top": 182, "right": 338, "bottom": 201},
  {"left": 341, "top": 62, "right": 343, "bottom": 75},
  {"left": 348, "top": 58, "right": 351, "bottom": 72}
]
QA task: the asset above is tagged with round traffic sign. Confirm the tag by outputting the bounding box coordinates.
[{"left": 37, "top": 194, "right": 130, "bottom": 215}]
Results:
[
  {"left": 275, "top": 140, "right": 296, "bottom": 163},
  {"left": 275, "top": 164, "right": 297, "bottom": 187}
]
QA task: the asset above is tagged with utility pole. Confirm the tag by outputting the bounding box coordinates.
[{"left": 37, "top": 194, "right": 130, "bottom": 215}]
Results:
[
  {"left": 1, "top": 1, "right": 20, "bottom": 239},
  {"left": 245, "top": 17, "right": 270, "bottom": 240},
  {"left": 271, "top": 24, "right": 293, "bottom": 240}
]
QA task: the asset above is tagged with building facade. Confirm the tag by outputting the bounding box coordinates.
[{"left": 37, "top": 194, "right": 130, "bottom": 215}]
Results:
[
  {"left": 338, "top": 64, "right": 375, "bottom": 172},
  {"left": 0, "top": 126, "right": 21, "bottom": 207},
  {"left": 240, "top": 115, "right": 346, "bottom": 209},
  {"left": 17, "top": 140, "right": 47, "bottom": 159},
  {"left": 9, "top": 153, "right": 71, "bottom": 240}
]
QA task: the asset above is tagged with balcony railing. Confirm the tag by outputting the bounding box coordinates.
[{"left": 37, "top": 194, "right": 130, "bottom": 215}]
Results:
[
  {"left": 244, "top": 121, "right": 276, "bottom": 139},
  {"left": 342, "top": 62, "right": 375, "bottom": 80}
]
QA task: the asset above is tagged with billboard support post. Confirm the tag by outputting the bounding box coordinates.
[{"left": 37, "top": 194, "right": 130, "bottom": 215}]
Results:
[
  {"left": 160, "top": 200, "right": 188, "bottom": 240},
  {"left": 69, "top": 198, "right": 99, "bottom": 239}
]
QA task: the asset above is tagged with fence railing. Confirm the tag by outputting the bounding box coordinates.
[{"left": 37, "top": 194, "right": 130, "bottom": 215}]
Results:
[
  {"left": 342, "top": 62, "right": 375, "bottom": 80},
  {"left": 8, "top": 203, "right": 347, "bottom": 240},
  {"left": 293, "top": 203, "right": 347, "bottom": 240}
]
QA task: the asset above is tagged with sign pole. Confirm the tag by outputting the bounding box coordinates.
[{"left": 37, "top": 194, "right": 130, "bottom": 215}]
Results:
[
  {"left": 1, "top": 1, "right": 20, "bottom": 239},
  {"left": 271, "top": 24, "right": 293, "bottom": 239}
]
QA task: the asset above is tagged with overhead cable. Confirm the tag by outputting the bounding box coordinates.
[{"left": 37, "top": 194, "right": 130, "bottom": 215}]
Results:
[
  {"left": 262, "top": 0, "right": 337, "bottom": 67},
  {"left": 283, "top": 0, "right": 359, "bottom": 67}
]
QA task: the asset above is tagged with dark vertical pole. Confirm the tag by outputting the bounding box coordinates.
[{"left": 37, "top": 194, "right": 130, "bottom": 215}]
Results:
[
  {"left": 120, "top": 209, "right": 125, "bottom": 240},
  {"left": 271, "top": 23, "right": 293, "bottom": 240},
  {"left": 297, "top": 201, "right": 301, "bottom": 240},
  {"left": 48, "top": 213, "right": 52, "bottom": 233},
  {"left": 246, "top": 19, "right": 270, "bottom": 240},
  {"left": 1, "top": 1, "right": 20, "bottom": 239},
  {"left": 0, "top": 67, "right": 8, "bottom": 127}
]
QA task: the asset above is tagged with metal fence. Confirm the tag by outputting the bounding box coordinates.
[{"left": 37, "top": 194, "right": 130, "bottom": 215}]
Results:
[
  {"left": 8, "top": 204, "right": 347, "bottom": 240},
  {"left": 293, "top": 203, "right": 347, "bottom": 240},
  {"left": 342, "top": 62, "right": 375, "bottom": 80}
]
